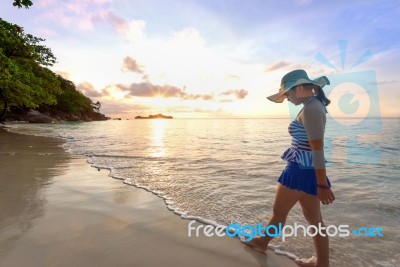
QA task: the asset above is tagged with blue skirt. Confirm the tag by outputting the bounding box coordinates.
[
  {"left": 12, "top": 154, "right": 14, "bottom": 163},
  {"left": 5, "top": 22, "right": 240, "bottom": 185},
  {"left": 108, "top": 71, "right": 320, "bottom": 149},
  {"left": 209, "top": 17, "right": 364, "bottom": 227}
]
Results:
[{"left": 277, "top": 161, "right": 331, "bottom": 196}]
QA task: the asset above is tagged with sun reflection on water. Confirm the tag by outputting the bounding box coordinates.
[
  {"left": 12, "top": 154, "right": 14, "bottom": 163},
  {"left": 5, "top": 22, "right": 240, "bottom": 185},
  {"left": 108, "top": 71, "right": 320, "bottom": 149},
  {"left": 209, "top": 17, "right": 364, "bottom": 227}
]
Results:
[{"left": 150, "top": 119, "right": 166, "bottom": 157}]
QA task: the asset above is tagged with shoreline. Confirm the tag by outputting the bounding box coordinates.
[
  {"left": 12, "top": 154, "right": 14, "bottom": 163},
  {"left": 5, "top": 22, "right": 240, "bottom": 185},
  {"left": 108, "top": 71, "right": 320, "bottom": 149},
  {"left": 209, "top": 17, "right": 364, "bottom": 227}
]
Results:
[{"left": 0, "top": 127, "right": 297, "bottom": 267}]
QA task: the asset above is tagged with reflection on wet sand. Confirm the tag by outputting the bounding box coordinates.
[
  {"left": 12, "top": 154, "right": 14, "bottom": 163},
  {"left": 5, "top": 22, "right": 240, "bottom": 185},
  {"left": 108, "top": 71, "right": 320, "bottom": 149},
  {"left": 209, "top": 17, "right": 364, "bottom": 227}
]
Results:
[
  {"left": 0, "top": 129, "right": 70, "bottom": 258},
  {"left": 111, "top": 182, "right": 143, "bottom": 204}
]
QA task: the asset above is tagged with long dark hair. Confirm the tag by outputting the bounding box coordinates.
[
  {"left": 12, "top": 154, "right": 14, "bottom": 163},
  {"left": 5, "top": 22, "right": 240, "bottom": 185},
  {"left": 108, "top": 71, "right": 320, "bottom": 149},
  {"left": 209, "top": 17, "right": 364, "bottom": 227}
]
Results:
[
  {"left": 315, "top": 86, "right": 330, "bottom": 106},
  {"left": 303, "top": 83, "right": 330, "bottom": 106}
]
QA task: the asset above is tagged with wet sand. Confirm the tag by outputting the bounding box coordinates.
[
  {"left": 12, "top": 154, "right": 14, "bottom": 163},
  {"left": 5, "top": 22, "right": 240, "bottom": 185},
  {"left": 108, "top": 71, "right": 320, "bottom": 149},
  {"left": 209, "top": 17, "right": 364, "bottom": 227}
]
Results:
[{"left": 0, "top": 128, "right": 296, "bottom": 267}]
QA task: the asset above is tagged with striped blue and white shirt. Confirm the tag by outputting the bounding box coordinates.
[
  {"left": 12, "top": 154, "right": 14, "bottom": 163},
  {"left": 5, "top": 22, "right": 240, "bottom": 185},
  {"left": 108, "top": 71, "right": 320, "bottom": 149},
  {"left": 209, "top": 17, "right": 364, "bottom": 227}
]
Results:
[{"left": 281, "top": 120, "right": 315, "bottom": 167}]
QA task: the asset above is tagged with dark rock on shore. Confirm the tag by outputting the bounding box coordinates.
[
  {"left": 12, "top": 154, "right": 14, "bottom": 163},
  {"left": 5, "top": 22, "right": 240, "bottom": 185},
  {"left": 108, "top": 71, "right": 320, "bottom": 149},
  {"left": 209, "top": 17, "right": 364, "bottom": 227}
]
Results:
[
  {"left": 28, "top": 110, "right": 56, "bottom": 123},
  {"left": 5, "top": 109, "right": 110, "bottom": 123}
]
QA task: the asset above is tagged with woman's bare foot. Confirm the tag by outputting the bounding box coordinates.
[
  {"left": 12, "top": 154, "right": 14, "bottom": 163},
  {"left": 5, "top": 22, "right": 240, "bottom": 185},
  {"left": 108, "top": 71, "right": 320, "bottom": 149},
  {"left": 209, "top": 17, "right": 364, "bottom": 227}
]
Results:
[
  {"left": 295, "top": 256, "right": 317, "bottom": 266},
  {"left": 295, "top": 256, "right": 329, "bottom": 267},
  {"left": 240, "top": 236, "right": 268, "bottom": 254}
]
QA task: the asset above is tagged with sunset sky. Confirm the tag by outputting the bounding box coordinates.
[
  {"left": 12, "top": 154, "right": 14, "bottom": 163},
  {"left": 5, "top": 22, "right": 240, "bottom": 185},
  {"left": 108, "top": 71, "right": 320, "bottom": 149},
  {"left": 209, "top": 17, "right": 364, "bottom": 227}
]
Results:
[{"left": 1, "top": 0, "right": 399, "bottom": 118}]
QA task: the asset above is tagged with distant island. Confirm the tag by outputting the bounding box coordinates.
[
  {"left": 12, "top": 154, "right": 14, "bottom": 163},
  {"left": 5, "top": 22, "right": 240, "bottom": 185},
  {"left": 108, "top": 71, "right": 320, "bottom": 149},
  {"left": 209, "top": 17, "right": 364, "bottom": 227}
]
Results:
[{"left": 135, "top": 114, "right": 173, "bottom": 119}]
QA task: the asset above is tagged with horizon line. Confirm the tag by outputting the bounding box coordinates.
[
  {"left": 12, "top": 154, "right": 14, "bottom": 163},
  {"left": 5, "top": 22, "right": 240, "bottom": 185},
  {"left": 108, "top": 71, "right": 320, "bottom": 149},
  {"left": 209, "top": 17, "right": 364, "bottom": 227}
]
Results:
[{"left": 109, "top": 116, "right": 400, "bottom": 120}]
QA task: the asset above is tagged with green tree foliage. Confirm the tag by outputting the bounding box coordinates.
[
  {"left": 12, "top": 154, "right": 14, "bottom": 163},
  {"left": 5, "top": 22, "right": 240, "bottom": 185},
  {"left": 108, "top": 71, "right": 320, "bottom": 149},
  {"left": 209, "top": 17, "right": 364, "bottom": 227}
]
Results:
[
  {"left": 0, "top": 19, "right": 57, "bottom": 66},
  {"left": 12, "top": 0, "right": 33, "bottom": 9},
  {"left": 0, "top": 17, "right": 103, "bottom": 121},
  {"left": 54, "top": 77, "right": 96, "bottom": 116},
  {"left": 0, "top": 18, "right": 61, "bottom": 111}
]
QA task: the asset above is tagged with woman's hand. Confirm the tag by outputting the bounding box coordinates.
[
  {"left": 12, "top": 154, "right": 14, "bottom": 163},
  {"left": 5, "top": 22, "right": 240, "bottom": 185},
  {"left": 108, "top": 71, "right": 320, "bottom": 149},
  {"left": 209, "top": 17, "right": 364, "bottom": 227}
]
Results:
[{"left": 317, "top": 188, "right": 335, "bottom": 205}]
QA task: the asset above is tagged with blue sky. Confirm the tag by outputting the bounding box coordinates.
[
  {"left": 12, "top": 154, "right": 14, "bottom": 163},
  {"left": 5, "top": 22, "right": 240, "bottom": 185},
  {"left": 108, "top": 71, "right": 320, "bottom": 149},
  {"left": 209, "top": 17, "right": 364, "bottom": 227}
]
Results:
[{"left": 1, "top": 0, "right": 399, "bottom": 118}]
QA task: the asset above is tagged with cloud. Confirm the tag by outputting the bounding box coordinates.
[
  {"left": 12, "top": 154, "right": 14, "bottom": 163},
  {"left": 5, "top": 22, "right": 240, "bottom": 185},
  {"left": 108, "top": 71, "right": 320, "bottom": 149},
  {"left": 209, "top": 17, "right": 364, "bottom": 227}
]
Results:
[
  {"left": 100, "top": 99, "right": 150, "bottom": 115},
  {"left": 118, "top": 82, "right": 183, "bottom": 98},
  {"left": 265, "top": 61, "right": 291, "bottom": 72},
  {"left": 122, "top": 57, "right": 144, "bottom": 73},
  {"left": 38, "top": 0, "right": 55, "bottom": 6},
  {"left": 77, "top": 82, "right": 108, "bottom": 98},
  {"left": 106, "top": 12, "right": 146, "bottom": 43},
  {"left": 118, "top": 82, "right": 214, "bottom": 100},
  {"left": 265, "top": 61, "right": 326, "bottom": 76},
  {"left": 201, "top": 94, "right": 214, "bottom": 100},
  {"left": 106, "top": 12, "right": 128, "bottom": 33},
  {"left": 234, "top": 89, "right": 249, "bottom": 99},
  {"left": 170, "top": 27, "right": 205, "bottom": 48},
  {"left": 37, "top": 0, "right": 113, "bottom": 31},
  {"left": 219, "top": 89, "right": 249, "bottom": 99},
  {"left": 116, "top": 82, "right": 247, "bottom": 102}
]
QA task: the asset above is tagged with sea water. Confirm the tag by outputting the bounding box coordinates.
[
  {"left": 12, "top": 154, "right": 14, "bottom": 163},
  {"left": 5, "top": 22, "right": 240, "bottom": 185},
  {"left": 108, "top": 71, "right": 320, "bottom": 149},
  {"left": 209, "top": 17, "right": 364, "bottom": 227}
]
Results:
[{"left": 6, "top": 118, "right": 400, "bottom": 267}]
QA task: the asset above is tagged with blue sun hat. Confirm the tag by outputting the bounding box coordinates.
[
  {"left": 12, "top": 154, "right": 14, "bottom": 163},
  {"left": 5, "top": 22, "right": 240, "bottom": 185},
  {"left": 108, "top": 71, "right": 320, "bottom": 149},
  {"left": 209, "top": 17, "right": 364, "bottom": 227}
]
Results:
[{"left": 267, "top": 69, "right": 330, "bottom": 103}]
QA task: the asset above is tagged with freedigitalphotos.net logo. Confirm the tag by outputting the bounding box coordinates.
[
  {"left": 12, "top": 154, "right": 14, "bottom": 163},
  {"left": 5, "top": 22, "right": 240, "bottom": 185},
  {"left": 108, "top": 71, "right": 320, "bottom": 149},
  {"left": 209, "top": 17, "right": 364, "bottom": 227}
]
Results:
[
  {"left": 288, "top": 40, "right": 382, "bottom": 164},
  {"left": 187, "top": 220, "right": 384, "bottom": 242}
]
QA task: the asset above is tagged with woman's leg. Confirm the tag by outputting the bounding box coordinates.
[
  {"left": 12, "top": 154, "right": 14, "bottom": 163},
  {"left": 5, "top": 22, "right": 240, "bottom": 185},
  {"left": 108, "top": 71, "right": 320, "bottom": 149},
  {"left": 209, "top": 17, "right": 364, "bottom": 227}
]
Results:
[
  {"left": 295, "top": 194, "right": 329, "bottom": 267},
  {"left": 241, "top": 184, "right": 305, "bottom": 252}
]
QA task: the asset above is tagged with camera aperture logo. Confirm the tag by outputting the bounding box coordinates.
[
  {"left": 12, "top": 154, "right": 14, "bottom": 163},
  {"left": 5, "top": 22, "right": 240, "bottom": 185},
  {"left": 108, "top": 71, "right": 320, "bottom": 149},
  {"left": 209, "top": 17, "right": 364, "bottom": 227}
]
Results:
[{"left": 289, "top": 40, "right": 382, "bottom": 164}]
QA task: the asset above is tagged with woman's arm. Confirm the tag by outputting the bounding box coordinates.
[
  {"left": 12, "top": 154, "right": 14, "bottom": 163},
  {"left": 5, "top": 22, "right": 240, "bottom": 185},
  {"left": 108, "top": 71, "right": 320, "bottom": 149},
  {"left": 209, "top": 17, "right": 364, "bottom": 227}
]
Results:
[
  {"left": 302, "top": 101, "right": 326, "bottom": 177},
  {"left": 302, "top": 101, "right": 335, "bottom": 205}
]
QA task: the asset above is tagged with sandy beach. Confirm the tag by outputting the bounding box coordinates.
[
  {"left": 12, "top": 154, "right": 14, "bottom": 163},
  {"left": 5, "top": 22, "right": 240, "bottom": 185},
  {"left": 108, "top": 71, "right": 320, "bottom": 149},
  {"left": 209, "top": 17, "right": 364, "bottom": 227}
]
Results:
[{"left": 0, "top": 128, "right": 296, "bottom": 267}]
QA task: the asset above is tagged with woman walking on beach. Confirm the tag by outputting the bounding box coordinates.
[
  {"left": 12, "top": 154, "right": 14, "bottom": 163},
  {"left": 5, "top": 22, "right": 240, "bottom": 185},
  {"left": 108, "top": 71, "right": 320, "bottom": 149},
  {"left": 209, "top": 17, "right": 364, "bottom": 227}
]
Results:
[{"left": 242, "top": 69, "right": 335, "bottom": 267}]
